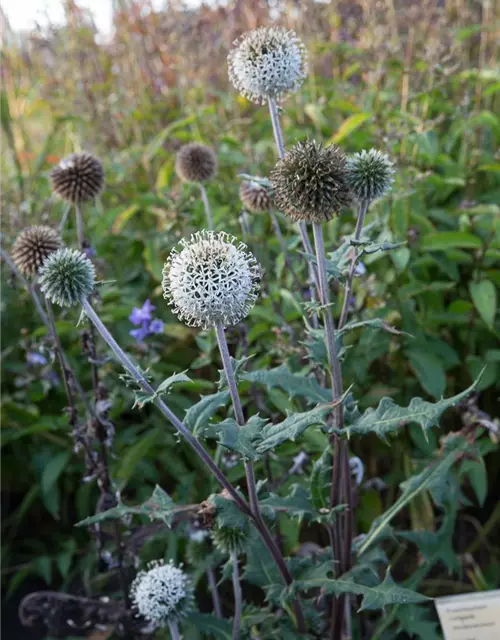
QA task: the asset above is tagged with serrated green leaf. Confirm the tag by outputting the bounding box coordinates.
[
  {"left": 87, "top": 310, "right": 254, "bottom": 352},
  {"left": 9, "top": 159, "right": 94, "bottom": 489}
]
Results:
[
  {"left": 310, "top": 449, "right": 332, "bottom": 512},
  {"left": 75, "top": 485, "right": 175, "bottom": 527},
  {"left": 241, "top": 365, "right": 331, "bottom": 404},
  {"left": 338, "top": 318, "right": 409, "bottom": 337},
  {"left": 342, "top": 372, "right": 483, "bottom": 439},
  {"left": 260, "top": 485, "right": 315, "bottom": 523},
  {"left": 132, "top": 371, "right": 191, "bottom": 409},
  {"left": 210, "top": 493, "right": 249, "bottom": 531},
  {"left": 203, "top": 414, "right": 265, "bottom": 461},
  {"left": 242, "top": 537, "right": 284, "bottom": 600},
  {"left": 359, "top": 436, "right": 468, "bottom": 555},
  {"left": 184, "top": 391, "right": 230, "bottom": 435},
  {"left": 186, "top": 612, "right": 233, "bottom": 639},
  {"left": 407, "top": 350, "right": 446, "bottom": 398}
]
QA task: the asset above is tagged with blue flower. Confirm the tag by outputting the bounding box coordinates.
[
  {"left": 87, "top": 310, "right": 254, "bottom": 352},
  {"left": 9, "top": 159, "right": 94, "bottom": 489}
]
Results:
[
  {"left": 27, "top": 352, "right": 48, "bottom": 366},
  {"left": 129, "top": 300, "right": 164, "bottom": 342}
]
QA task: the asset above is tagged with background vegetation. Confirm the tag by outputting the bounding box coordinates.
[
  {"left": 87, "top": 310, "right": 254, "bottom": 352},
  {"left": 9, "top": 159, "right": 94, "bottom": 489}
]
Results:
[{"left": 1, "top": 1, "right": 499, "bottom": 638}]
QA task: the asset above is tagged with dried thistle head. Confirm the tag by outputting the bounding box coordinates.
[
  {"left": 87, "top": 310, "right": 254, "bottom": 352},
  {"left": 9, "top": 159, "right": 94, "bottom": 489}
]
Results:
[
  {"left": 162, "top": 230, "right": 261, "bottom": 329},
  {"left": 239, "top": 180, "right": 273, "bottom": 213},
  {"left": 11, "top": 226, "right": 61, "bottom": 278},
  {"left": 38, "top": 248, "right": 95, "bottom": 307},
  {"left": 228, "top": 27, "right": 308, "bottom": 104},
  {"left": 346, "top": 148, "right": 395, "bottom": 203},
  {"left": 270, "top": 139, "right": 351, "bottom": 223},
  {"left": 50, "top": 152, "right": 104, "bottom": 203},
  {"left": 175, "top": 143, "right": 217, "bottom": 183},
  {"left": 130, "top": 560, "right": 194, "bottom": 626}
]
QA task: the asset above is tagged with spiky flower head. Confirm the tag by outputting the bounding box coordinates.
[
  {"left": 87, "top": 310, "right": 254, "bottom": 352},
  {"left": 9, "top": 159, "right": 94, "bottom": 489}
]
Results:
[
  {"left": 228, "top": 27, "right": 308, "bottom": 104},
  {"left": 211, "top": 523, "right": 250, "bottom": 556},
  {"left": 346, "top": 149, "right": 395, "bottom": 203},
  {"left": 162, "top": 230, "right": 261, "bottom": 329},
  {"left": 50, "top": 152, "right": 104, "bottom": 203},
  {"left": 131, "top": 560, "right": 194, "bottom": 626},
  {"left": 38, "top": 248, "right": 95, "bottom": 307},
  {"left": 11, "top": 226, "right": 61, "bottom": 278},
  {"left": 239, "top": 180, "right": 272, "bottom": 213},
  {"left": 270, "top": 139, "right": 351, "bottom": 223},
  {"left": 175, "top": 143, "right": 217, "bottom": 183}
]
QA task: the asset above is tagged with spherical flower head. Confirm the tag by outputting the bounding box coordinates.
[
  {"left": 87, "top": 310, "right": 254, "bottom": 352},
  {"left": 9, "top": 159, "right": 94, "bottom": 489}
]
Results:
[
  {"left": 11, "top": 226, "right": 61, "bottom": 278},
  {"left": 38, "top": 248, "right": 95, "bottom": 307},
  {"left": 228, "top": 27, "right": 308, "bottom": 104},
  {"left": 270, "top": 139, "right": 351, "bottom": 223},
  {"left": 50, "top": 152, "right": 104, "bottom": 203},
  {"left": 239, "top": 180, "right": 272, "bottom": 213},
  {"left": 162, "top": 230, "right": 261, "bottom": 330},
  {"left": 211, "top": 523, "right": 250, "bottom": 556},
  {"left": 131, "top": 560, "right": 194, "bottom": 626},
  {"left": 175, "top": 143, "right": 217, "bottom": 183},
  {"left": 346, "top": 148, "right": 395, "bottom": 203}
]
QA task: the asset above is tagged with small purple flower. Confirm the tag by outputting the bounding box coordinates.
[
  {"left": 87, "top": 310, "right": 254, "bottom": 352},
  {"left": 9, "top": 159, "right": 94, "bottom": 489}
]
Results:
[
  {"left": 129, "top": 300, "right": 164, "bottom": 343},
  {"left": 354, "top": 261, "right": 366, "bottom": 276},
  {"left": 149, "top": 319, "right": 164, "bottom": 334},
  {"left": 27, "top": 352, "right": 48, "bottom": 366},
  {"left": 129, "top": 299, "right": 156, "bottom": 326}
]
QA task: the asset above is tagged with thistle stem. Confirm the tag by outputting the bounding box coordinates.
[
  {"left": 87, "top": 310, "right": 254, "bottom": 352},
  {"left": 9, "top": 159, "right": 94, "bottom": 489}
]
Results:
[
  {"left": 199, "top": 183, "right": 214, "bottom": 230},
  {"left": 167, "top": 618, "right": 180, "bottom": 640},
  {"left": 338, "top": 200, "right": 369, "bottom": 329},
  {"left": 75, "top": 203, "right": 85, "bottom": 248},
  {"left": 214, "top": 321, "right": 306, "bottom": 633},
  {"left": 81, "top": 298, "right": 252, "bottom": 518},
  {"left": 270, "top": 212, "right": 303, "bottom": 292},
  {"left": 231, "top": 552, "right": 242, "bottom": 640},
  {"left": 58, "top": 203, "right": 72, "bottom": 233},
  {"left": 207, "top": 566, "right": 222, "bottom": 619}
]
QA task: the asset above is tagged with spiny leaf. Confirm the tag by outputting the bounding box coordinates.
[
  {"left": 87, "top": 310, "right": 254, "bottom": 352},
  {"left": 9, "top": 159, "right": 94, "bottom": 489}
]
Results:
[
  {"left": 210, "top": 493, "right": 249, "bottom": 531},
  {"left": 184, "top": 390, "right": 230, "bottom": 434},
  {"left": 358, "top": 436, "right": 468, "bottom": 554},
  {"left": 75, "top": 485, "right": 175, "bottom": 527},
  {"left": 203, "top": 415, "right": 265, "bottom": 461},
  {"left": 341, "top": 371, "right": 484, "bottom": 440},
  {"left": 186, "top": 613, "right": 233, "bottom": 639},
  {"left": 293, "top": 566, "right": 429, "bottom": 611},
  {"left": 260, "top": 485, "right": 315, "bottom": 523},
  {"left": 310, "top": 449, "right": 332, "bottom": 511},
  {"left": 218, "top": 355, "right": 253, "bottom": 390},
  {"left": 132, "top": 371, "right": 191, "bottom": 409},
  {"left": 241, "top": 365, "right": 331, "bottom": 404},
  {"left": 338, "top": 318, "right": 410, "bottom": 337},
  {"left": 242, "top": 537, "right": 285, "bottom": 601}
]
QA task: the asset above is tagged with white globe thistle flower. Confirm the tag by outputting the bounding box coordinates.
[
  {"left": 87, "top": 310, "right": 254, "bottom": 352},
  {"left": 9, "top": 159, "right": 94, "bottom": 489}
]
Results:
[
  {"left": 228, "top": 27, "right": 308, "bottom": 104},
  {"left": 130, "top": 560, "right": 193, "bottom": 626},
  {"left": 162, "top": 230, "right": 261, "bottom": 330}
]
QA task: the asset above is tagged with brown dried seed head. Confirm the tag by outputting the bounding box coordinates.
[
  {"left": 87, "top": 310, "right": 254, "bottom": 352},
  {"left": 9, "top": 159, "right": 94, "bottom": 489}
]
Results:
[
  {"left": 239, "top": 180, "right": 272, "bottom": 213},
  {"left": 175, "top": 143, "right": 217, "bottom": 183},
  {"left": 50, "top": 152, "right": 104, "bottom": 203},
  {"left": 11, "top": 226, "right": 61, "bottom": 277}
]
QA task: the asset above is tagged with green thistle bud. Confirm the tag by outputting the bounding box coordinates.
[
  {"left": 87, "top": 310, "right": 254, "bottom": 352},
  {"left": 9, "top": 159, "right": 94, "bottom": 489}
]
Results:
[
  {"left": 11, "top": 226, "right": 61, "bottom": 278},
  {"left": 211, "top": 524, "right": 250, "bottom": 556},
  {"left": 38, "top": 248, "right": 95, "bottom": 307},
  {"left": 175, "top": 143, "right": 217, "bottom": 183},
  {"left": 270, "top": 139, "right": 351, "bottom": 223},
  {"left": 345, "top": 149, "right": 395, "bottom": 203},
  {"left": 50, "top": 152, "right": 104, "bottom": 203}
]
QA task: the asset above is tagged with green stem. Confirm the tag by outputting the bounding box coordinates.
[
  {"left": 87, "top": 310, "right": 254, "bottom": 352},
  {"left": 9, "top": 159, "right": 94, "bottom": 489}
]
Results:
[
  {"left": 199, "top": 183, "right": 214, "bottom": 230},
  {"left": 231, "top": 551, "right": 242, "bottom": 640},
  {"left": 167, "top": 618, "right": 180, "bottom": 640},
  {"left": 207, "top": 566, "right": 222, "bottom": 619},
  {"left": 75, "top": 202, "right": 85, "bottom": 248}
]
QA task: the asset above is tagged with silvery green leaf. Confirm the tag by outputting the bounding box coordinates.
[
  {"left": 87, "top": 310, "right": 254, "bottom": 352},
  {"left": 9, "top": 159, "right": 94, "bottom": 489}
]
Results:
[
  {"left": 259, "top": 484, "right": 314, "bottom": 523},
  {"left": 202, "top": 415, "right": 265, "bottom": 461},
  {"left": 341, "top": 371, "right": 484, "bottom": 440},
  {"left": 132, "top": 371, "right": 191, "bottom": 409},
  {"left": 217, "top": 355, "right": 253, "bottom": 390},
  {"left": 184, "top": 390, "right": 230, "bottom": 434},
  {"left": 310, "top": 449, "right": 332, "bottom": 512},
  {"left": 241, "top": 365, "right": 331, "bottom": 404},
  {"left": 75, "top": 485, "right": 174, "bottom": 527},
  {"left": 338, "top": 318, "right": 411, "bottom": 337}
]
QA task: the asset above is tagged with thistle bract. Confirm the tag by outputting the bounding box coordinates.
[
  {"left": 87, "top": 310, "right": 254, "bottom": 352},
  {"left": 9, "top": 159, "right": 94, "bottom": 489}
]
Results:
[
  {"left": 175, "top": 143, "right": 217, "bottom": 183},
  {"left": 228, "top": 27, "right": 307, "bottom": 104},
  {"left": 162, "top": 230, "right": 261, "bottom": 329},
  {"left": 38, "top": 248, "right": 95, "bottom": 307},
  {"left": 11, "top": 226, "right": 61, "bottom": 278},
  {"left": 239, "top": 180, "right": 272, "bottom": 213},
  {"left": 212, "top": 524, "right": 250, "bottom": 555},
  {"left": 346, "top": 148, "right": 395, "bottom": 202},
  {"left": 270, "top": 139, "right": 351, "bottom": 223},
  {"left": 131, "top": 560, "right": 193, "bottom": 626},
  {"left": 50, "top": 152, "right": 104, "bottom": 203}
]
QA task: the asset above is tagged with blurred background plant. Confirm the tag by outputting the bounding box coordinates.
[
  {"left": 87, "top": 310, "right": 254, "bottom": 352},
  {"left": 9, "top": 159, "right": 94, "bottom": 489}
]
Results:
[{"left": 1, "top": 1, "right": 499, "bottom": 638}]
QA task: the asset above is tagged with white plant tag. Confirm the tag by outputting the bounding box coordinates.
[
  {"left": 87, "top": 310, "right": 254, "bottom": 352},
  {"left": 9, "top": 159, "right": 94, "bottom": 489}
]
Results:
[{"left": 435, "top": 590, "right": 500, "bottom": 640}]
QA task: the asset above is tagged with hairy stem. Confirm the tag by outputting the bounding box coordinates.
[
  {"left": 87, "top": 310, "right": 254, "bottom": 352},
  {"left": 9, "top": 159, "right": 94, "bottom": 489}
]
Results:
[
  {"left": 214, "top": 321, "right": 305, "bottom": 633},
  {"left": 270, "top": 212, "right": 303, "bottom": 292},
  {"left": 207, "top": 566, "right": 222, "bottom": 619},
  {"left": 231, "top": 552, "right": 242, "bottom": 640},
  {"left": 75, "top": 203, "right": 85, "bottom": 249},
  {"left": 58, "top": 203, "right": 72, "bottom": 233},
  {"left": 167, "top": 618, "right": 180, "bottom": 640},
  {"left": 199, "top": 183, "right": 214, "bottom": 230},
  {"left": 81, "top": 298, "right": 252, "bottom": 516},
  {"left": 338, "top": 200, "right": 369, "bottom": 329}
]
